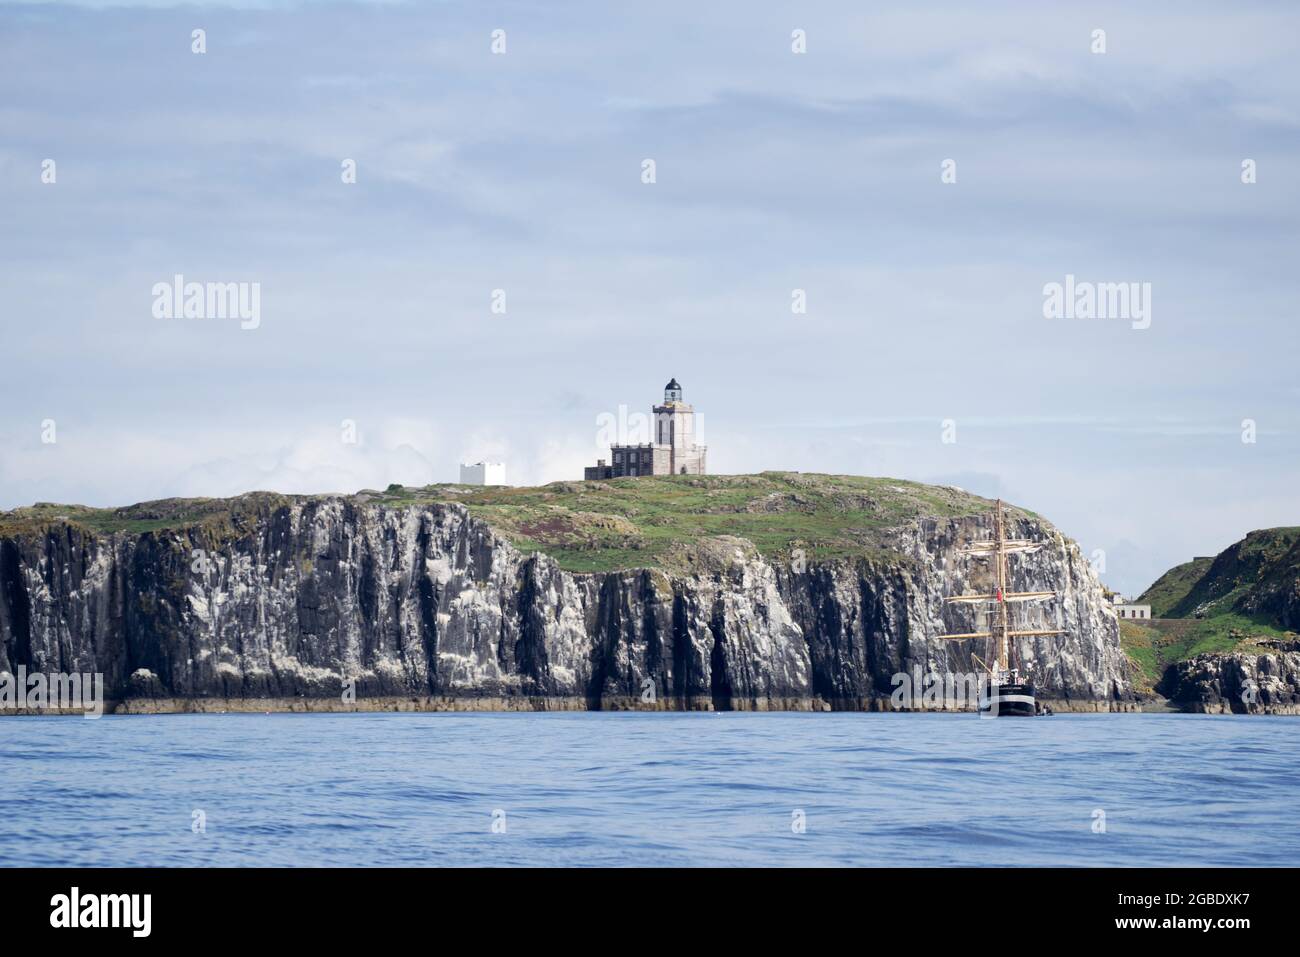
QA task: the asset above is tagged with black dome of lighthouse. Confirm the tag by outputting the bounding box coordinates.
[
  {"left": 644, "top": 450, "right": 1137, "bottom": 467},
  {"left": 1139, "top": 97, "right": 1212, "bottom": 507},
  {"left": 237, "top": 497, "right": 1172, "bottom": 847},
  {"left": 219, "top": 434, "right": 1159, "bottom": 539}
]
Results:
[{"left": 664, "top": 378, "right": 682, "bottom": 392}]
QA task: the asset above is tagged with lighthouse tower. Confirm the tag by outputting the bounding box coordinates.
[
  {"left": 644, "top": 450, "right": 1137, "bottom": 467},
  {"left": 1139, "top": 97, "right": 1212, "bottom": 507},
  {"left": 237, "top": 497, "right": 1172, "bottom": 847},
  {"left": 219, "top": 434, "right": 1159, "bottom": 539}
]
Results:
[
  {"left": 653, "top": 378, "right": 705, "bottom": 475},
  {"left": 583, "top": 378, "right": 708, "bottom": 479}
]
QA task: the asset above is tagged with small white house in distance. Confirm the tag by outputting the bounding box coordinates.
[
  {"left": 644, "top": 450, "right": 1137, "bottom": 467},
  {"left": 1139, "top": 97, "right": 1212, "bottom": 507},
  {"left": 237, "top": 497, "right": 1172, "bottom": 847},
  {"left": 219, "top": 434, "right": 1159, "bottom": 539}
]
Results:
[
  {"left": 1110, "top": 594, "right": 1153, "bottom": 620},
  {"left": 459, "top": 461, "right": 507, "bottom": 486}
]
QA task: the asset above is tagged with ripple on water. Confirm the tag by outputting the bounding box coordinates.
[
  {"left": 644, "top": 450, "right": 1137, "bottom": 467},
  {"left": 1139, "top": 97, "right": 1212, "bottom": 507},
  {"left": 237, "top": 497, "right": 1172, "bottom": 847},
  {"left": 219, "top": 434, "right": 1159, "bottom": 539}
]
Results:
[{"left": 2, "top": 712, "right": 1298, "bottom": 866}]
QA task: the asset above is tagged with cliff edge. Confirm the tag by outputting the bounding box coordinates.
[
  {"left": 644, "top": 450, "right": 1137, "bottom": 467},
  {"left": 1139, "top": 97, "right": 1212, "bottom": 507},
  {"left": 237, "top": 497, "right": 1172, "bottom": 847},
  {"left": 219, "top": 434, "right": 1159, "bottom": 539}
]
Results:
[{"left": 0, "top": 473, "right": 1135, "bottom": 713}]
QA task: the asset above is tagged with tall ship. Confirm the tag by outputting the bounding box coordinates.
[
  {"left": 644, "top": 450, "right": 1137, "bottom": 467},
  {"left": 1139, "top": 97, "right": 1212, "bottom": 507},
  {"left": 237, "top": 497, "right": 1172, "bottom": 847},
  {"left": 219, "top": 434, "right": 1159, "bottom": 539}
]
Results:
[{"left": 940, "top": 499, "right": 1061, "bottom": 717}]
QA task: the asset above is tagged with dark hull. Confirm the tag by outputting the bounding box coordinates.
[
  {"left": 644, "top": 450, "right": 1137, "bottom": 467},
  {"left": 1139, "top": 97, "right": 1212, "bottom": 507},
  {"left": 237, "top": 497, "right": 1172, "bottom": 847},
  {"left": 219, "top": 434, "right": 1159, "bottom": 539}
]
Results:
[{"left": 979, "top": 683, "right": 1037, "bottom": 717}]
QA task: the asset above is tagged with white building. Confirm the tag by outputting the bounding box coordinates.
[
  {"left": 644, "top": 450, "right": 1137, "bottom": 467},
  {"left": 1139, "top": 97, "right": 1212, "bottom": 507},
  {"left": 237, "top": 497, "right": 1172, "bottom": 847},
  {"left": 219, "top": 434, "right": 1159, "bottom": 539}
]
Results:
[
  {"left": 459, "top": 461, "right": 507, "bottom": 486},
  {"left": 1110, "top": 595, "right": 1152, "bottom": 620}
]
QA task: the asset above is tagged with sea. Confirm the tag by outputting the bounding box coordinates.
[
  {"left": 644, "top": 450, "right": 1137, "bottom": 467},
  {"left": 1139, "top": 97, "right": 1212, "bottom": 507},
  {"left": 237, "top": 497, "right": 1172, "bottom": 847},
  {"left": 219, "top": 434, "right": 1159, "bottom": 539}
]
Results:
[{"left": 2, "top": 712, "right": 1296, "bottom": 867}]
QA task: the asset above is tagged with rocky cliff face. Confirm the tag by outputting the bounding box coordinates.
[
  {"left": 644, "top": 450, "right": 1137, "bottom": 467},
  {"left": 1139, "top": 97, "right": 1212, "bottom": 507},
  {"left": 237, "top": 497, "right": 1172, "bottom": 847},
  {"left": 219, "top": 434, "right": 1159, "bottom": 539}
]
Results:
[
  {"left": 1159, "top": 644, "right": 1300, "bottom": 715},
  {"left": 0, "top": 498, "right": 1135, "bottom": 712}
]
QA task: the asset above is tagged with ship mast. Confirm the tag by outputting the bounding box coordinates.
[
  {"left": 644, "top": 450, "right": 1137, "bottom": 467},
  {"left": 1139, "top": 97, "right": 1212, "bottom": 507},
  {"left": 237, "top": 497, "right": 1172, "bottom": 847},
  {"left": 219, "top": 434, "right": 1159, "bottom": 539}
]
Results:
[
  {"left": 939, "top": 499, "right": 1061, "bottom": 682},
  {"left": 994, "top": 498, "right": 1009, "bottom": 672}
]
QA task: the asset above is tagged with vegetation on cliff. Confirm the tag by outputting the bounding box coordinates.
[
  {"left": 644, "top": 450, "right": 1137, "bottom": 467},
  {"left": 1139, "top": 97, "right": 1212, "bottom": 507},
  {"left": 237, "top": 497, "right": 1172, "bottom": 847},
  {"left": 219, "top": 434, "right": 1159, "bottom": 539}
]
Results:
[
  {"left": 1123, "top": 528, "right": 1300, "bottom": 686},
  {"left": 1, "top": 472, "right": 1009, "bottom": 574},
  {"left": 1137, "top": 556, "right": 1214, "bottom": 618},
  {"left": 1119, "top": 616, "right": 1289, "bottom": 689},
  {"left": 0, "top": 473, "right": 1132, "bottom": 710},
  {"left": 1139, "top": 528, "right": 1300, "bottom": 622}
]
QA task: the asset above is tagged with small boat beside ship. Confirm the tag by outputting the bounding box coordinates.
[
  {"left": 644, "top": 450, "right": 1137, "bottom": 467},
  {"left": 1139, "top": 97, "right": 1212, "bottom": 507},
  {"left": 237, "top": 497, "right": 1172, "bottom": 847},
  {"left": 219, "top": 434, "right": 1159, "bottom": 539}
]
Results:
[{"left": 940, "top": 499, "right": 1062, "bottom": 718}]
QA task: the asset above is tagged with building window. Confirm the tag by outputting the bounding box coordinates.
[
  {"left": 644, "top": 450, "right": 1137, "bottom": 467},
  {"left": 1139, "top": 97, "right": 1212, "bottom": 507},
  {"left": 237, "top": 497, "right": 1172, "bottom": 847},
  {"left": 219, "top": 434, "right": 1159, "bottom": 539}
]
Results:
[{"left": 614, "top": 452, "right": 622, "bottom": 463}]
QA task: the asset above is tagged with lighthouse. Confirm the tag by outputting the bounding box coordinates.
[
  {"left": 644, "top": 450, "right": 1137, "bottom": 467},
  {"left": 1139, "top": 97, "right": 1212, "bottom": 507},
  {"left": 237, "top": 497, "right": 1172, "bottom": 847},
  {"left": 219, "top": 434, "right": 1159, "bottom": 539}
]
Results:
[{"left": 583, "top": 378, "right": 708, "bottom": 479}]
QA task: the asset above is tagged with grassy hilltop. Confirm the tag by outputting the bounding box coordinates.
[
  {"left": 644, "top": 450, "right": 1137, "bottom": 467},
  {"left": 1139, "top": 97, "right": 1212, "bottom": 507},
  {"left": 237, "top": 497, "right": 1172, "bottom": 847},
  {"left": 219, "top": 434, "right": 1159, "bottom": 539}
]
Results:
[
  {"left": 1, "top": 472, "right": 1004, "bottom": 574},
  {"left": 1138, "top": 557, "right": 1216, "bottom": 619},
  {"left": 398, "top": 472, "right": 1001, "bottom": 572},
  {"left": 1122, "top": 527, "right": 1300, "bottom": 689}
]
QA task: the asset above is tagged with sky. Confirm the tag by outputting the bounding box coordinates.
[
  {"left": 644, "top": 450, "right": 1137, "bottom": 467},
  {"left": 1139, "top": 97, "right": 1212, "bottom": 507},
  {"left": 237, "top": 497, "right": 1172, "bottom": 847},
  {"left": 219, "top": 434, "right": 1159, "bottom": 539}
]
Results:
[{"left": 1, "top": 1, "right": 1297, "bottom": 596}]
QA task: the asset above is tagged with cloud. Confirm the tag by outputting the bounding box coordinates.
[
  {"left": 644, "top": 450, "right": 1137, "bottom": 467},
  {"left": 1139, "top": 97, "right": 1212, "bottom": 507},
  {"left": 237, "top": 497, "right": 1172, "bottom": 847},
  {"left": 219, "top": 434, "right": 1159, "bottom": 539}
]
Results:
[{"left": 1, "top": 0, "right": 1297, "bottom": 594}]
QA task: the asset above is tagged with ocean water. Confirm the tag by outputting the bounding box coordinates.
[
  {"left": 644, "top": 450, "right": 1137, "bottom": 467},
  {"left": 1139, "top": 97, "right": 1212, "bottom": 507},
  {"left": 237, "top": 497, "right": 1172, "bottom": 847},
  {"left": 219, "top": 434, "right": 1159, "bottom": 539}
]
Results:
[{"left": 1, "top": 712, "right": 1296, "bottom": 867}]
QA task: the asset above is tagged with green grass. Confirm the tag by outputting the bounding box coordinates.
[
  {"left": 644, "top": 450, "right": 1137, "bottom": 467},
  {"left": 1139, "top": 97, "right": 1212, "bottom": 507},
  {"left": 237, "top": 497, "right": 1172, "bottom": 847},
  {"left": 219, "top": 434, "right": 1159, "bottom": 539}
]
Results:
[
  {"left": 1137, "top": 556, "right": 1214, "bottom": 618},
  {"left": 1164, "top": 527, "right": 1300, "bottom": 619},
  {"left": 1156, "top": 613, "right": 1290, "bottom": 654},
  {"left": 1132, "top": 528, "right": 1300, "bottom": 681},
  {"left": 0, "top": 493, "right": 292, "bottom": 541},
  {"left": 391, "top": 472, "right": 1001, "bottom": 572},
  {"left": 1123, "top": 613, "right": 1296, "bottom": 691},
  {"left": 1118, "top": 620, "right": 1162, "bottom": 691},
  {"left": 0, "top": 472, "right": 1007, "bottom": 574}
]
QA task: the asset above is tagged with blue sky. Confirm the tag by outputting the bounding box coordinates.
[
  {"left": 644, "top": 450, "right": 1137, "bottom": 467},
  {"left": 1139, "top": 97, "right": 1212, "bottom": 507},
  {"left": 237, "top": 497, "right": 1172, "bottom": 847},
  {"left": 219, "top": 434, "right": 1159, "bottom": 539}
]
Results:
[{"left": 2, "top": 0, "right": 1298, "bottom": 595}]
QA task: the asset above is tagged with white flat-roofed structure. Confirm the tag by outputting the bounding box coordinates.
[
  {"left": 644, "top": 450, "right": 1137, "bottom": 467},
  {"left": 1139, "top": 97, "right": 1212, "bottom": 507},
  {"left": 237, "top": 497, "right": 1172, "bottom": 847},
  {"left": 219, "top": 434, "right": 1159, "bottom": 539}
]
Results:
[
  {"left": 459, "top": 461, "right": 507, "bottom": 486},
  {"left": 1115, "top": 604, "right": 1152, "bottom": 620},
  {"left": 1110, "top": 595, "right": 1153, "bottom": 620}
]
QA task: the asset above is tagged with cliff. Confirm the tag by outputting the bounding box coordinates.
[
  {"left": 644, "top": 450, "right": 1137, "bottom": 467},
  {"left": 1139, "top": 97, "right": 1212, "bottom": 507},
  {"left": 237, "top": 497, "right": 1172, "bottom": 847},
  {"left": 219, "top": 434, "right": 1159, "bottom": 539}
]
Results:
[
  {"left": 1129, "top": 527, "right": 1300, "bottom": 711},
  {"left": 1159, "top": 643, "right": 1300, "bottom": 715},
  {"left": 0, "top": 473, "right": 1135, "bottom": 713}
]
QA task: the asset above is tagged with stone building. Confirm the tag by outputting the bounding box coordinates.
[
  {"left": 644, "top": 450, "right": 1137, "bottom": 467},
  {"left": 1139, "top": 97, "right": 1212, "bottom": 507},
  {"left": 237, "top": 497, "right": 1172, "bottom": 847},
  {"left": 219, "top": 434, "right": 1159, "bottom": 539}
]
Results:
[{"left": 584, "top": 378, "right": 708, "bottom": 480}]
